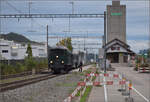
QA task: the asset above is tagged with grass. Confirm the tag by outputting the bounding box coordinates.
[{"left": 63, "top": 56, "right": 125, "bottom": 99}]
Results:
[
  {"left": 72, "top": 71, "right": 78, "bottom": 75},
  {"left": 83, "top": 68, "right": 92, "bottom": 74},
  {"left": 80, "top": 86, "right": 92, "bottom": 102},
  {"left": 92, "top": 63, "right": 96, "bottom": 67},
  {"left": 79, "top": 78, "right": 84, "bottom": 81},
  {"left": 72, "top": 71, "right": 85, "bottom": 76},
  {"left": 76, "top": 90, "right": 81, "bottom": 97},
  {"left": 69, "top": 88, "right": 75, "bottom": 94},
  {"left": 75, "top": 87, "right": 84, "bottom": 97},
  {"left": 92, "top": 76, "right": 96, "bottom": 81},
  {"left": 95, "top": 68, "right": 100, "bottom": 74}
]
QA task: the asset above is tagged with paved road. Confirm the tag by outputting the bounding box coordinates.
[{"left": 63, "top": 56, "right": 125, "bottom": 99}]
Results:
[{"left": 111, "top": 63, "right": 150, "bottom": 102}]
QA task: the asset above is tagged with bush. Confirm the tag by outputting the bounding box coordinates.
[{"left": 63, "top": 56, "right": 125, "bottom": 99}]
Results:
[
  {"left": 25, "top": 58, "right": 37, "bottom": 71},
  {"left": 13, "top": 63, "right": 23, "bottom": 73},
  {"left": 134, "top": 67, "right": 138, "bottom": 71},
  {"left": 35, "top": 59, "right": 48, "bottom": 72},
  {"left": 2, "top": 65, "right": 16, "bottom": 75},
  {"left": 1, "top": 64, "right": 8, "bottom": 75},
  {"left": 0, "top": 58, "right": 48, "bottom": 76},
  {"left": 140, "top": 63, "right": 149, "bottom": 67}
]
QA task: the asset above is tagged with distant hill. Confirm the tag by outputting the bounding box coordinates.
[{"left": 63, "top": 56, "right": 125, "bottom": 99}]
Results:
[{"left": 0, "top": 32, "right": 39, "bottom": 44}]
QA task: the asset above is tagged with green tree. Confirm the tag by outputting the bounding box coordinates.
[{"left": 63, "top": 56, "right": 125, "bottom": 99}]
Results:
[
  {"left": 66, "top": 37, "right": 73, "bottom": 52},
  {"left": 26, "top": 43, "right": 32, "bottom": 59},
  {"left": 0, "top": 53, "right": 2, "bottom": 60},
  {"left": 56, "top": 37, "right": 73, "bottom": 52},
  {"left": 148, "top": 49, "right": 150, "bottom": 58}
]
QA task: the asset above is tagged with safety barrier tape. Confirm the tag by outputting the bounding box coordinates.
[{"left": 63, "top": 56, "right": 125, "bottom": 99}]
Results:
[{"left": 78, "top": 80, "right": 129, "bottom": 86}]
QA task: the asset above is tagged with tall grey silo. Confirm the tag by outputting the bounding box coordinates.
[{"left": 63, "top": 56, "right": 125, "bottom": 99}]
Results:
[{"left": 107, "top": 1, "right": 126, "bottom": 43}]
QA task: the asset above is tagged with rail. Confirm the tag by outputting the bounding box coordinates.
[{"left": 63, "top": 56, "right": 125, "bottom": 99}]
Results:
[{"left": 0, "top": 74, "right": 57, "bottom": 92}]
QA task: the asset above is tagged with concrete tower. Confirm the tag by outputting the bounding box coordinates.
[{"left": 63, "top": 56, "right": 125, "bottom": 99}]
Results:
[{"left": 107, "top": 1, "right": 126, "bottom": 43}]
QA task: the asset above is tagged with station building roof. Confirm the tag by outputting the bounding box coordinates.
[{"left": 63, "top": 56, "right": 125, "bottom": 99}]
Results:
[{"left": 105, "top": 38, "right": 135, "bottom": 54}]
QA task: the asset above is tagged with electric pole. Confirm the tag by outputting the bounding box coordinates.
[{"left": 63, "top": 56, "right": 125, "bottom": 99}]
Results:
[
  {"left": 104, "top": 11, "right": 106, "bottom": 73},
  {"left": 47, "top": 25, "right": 49, "bottom": 70},
  {"left": 70, "top": 1, "right": 74, "bottom": 14}
]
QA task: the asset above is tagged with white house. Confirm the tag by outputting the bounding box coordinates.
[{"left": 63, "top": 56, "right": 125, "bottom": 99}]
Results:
[{"left": 0, "top": 39, "right": 47, "bottom": 60}]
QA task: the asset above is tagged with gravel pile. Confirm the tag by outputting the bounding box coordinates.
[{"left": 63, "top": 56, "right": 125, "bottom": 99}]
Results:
[{"left": 0, "top": 72, "right": 84, "bottom": 102}]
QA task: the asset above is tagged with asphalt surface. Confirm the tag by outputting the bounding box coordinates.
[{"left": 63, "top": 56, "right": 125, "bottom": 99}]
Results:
[
  {"left": 88, "top": 63, "right": 150, "bottom": 102},
  {"left": 88, "top": 70, "right": 126, "bottom": 102},
  {"left": 111, "top": 63, "right": 150, "bottom": 102},
  {"left": 88, "top": 76, "right": 105, "bottom": 102}
]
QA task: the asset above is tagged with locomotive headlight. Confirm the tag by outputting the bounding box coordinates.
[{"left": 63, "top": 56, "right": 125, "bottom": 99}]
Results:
[
  {"left": 50, "top": 61, "right": 53, "bottom": 64},
  {"left": 56, "top": 56, "right": 59, "bottom": 58},
  {"left": 61, "top": 61, "right": 64, "bottom": 64}
]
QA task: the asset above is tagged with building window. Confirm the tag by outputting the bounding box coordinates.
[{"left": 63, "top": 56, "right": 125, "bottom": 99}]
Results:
[
  {"left": 2, "top": 50, "right": 8, "bottom": 53},
  {"left": 111, "top": 47, "right": 115, "bottom": 50},
  {"left": 117, "top": 47, "right": 120, "bottom": 50}
]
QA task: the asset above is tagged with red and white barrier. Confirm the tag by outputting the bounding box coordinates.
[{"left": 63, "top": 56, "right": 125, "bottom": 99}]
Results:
[
  {"left": 63, "top": 72, "right": 128, "bottom": 102},
  {"left": 78, "top": 80, "right": 127, "bottom": 86},
  {"left": 64, "top": 86, "right": 81, "bottom": 102},
  {"left": 86, "top": 73, "right": 122, "bottom": 79},
  {"left": 63, "top": 76, "right": 89, "bottom": 102},
  {"left": 139, "top": 68, "right": 150, "bottom": 73}
]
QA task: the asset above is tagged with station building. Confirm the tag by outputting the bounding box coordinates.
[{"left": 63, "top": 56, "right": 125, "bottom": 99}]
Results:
[
  {"left": 105, "top": 39, "right": 134, "bottom": 63},
  {"left": 106, "top": 1, "right": 135, "bottom": 63}
]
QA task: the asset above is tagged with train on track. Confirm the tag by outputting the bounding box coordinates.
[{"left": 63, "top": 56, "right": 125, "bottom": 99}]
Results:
[{"left": 48, "top": 46, "right": 85, "bottom": 73}]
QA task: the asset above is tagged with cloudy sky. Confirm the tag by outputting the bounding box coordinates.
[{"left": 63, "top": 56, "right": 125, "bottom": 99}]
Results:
[{"left": 0, "top": 0, "right": 149, "bottom": 53}]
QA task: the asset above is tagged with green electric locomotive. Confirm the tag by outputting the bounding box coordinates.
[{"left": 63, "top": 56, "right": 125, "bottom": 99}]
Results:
[{"left": 48, "top": 46, "right": 74, "bottom": 73}]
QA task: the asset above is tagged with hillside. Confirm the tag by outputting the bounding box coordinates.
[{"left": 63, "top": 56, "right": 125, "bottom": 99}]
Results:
[{"left": 0, "top": 32, "right": 37, "bottom": 44}]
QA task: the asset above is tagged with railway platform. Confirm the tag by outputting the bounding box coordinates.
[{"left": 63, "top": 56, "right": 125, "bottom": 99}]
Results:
[
  {"left": 87, "top": 71, "right": 125, "bottom": 102},
  {"left": 88, "top": 76, "right": 105, "bottom": 102},
  {"left": 87, "top": 63, "right": 150, "bottom": 102}
]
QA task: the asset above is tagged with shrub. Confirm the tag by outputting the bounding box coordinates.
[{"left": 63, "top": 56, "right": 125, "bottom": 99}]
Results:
[
  {"left": 140, "top": 63, "right": 149, "bottom": 67},
  {"left": 25, "top": 58, "right": 36, "bottom": 71},
  {"left": 35, "top": 59, "right": 48, "bottom": 72},
  {"left": 134, "top": 64, "right": 138, "bottom": 71},
  {"left": 0, "top": 58, "right": 48, "bottom": 76},
  {"left": 14, "top": 63, "right": 26, "bottom": 73},
  {"left": 3, "top": 65, "right": 16, "bottom": 75},
  {"left": 1, "top": 64, "right": 8, "bottom": 75}
]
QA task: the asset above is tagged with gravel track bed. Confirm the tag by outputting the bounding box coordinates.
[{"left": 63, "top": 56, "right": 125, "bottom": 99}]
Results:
[{"left": 0, "top": 72, "right": 84, "bottom": 102}]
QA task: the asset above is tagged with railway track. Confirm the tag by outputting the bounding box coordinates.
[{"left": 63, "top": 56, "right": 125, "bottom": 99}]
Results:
[{"left": 0, "top": 74, "right": 57, "bottom": 92}]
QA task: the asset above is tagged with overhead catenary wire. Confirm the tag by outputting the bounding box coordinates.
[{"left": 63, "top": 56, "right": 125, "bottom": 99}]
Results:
[
  {"left": 4, "top": 0, "right": 46, "bottom": 30},
  {"left": 0, "top": 0, "right": 147, "bottom": 1},
  {"left": 5, "top": 1, "right": 22, "bottom": 13}
]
